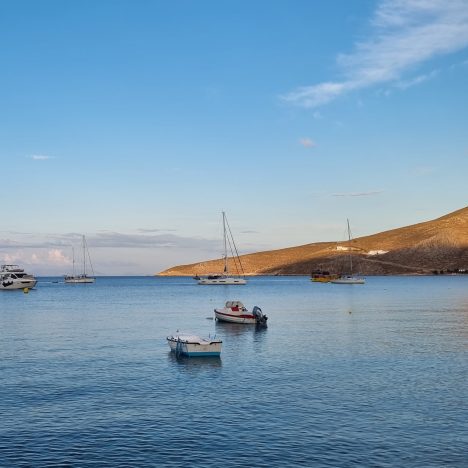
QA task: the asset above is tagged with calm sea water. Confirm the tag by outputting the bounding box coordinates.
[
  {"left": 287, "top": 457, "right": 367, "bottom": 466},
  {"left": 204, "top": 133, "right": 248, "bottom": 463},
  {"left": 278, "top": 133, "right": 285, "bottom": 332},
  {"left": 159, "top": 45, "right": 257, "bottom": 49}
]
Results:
[{"left": 1, "top": 276, "right": 467, "bottom": 467}]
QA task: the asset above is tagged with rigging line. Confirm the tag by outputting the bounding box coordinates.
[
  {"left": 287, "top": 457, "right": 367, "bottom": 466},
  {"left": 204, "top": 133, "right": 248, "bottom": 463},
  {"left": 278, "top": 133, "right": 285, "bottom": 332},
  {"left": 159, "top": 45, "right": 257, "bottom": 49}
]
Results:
[
  {"left": 225, "top": 232, "right": 238, "bottom": 274},
  {"left": 224, "top": 216, "right": 245, "bottom": 276},
  {"left": 225, "top": 234, "right": 241, "bottom": 276},
  {"left": 84, "top": 236, "right": 95, "bottom": 276},
  {"left": 225, "top": 219, "right": 240, "bottom": 275},
  {"left": 226, "top": 218, "right": 244, "bottom": 276}
]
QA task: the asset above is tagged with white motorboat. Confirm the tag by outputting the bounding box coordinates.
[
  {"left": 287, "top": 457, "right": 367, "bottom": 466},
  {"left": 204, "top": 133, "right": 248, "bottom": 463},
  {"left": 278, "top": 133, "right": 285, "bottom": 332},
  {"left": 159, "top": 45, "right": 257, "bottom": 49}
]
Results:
[
  {"left": 64, "top": 235, "right": 95, "bottom": 284},
  {"left": 167, "top": 333, "right": 222, "bottom": 357},
  {"left": 214, "top": 301, "right": 268, "bottom": 325},
  {"left": 0, "top": 264, "right": 37, "bottom": 290},
  {"left": 331, "top": 219, "right": 365, "bottom": 285},
  {"left": 197, "top": 212, "right": 247, "bottom": 285}
]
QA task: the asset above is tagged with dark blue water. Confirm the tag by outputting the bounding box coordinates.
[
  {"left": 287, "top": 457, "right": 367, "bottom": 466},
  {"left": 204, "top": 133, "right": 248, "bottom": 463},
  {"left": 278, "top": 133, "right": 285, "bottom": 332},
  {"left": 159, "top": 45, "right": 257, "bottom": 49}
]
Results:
[{"left": 1, "top": 276, "right": 467, "bottom": 467}]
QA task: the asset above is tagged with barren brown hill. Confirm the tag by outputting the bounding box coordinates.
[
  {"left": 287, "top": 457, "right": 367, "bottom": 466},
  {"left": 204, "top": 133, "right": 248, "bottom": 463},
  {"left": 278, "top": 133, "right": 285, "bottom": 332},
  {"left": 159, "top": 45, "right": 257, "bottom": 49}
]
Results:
[{"left": 158, "top": 207, "right": 468, "bottom": 276}]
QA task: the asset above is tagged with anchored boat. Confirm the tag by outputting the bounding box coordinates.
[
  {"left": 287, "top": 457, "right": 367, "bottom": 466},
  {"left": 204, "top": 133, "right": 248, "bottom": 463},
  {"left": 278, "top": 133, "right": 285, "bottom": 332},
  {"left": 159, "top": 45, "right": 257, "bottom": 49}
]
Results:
[
  {"left": 331, "top": 219, "right": 365, "bottom": 285},
  {"left": 167, "top": 333, "right": 222, "bottom": 357},
  {"left": 64, "top": 235, "right": 95, "bottom": 284},
  {"left": 197, "top": 212, "right": 247, "bottom": 285},
  {"left": 310, "top": 270, "right": 340, "bottom": 283},
  {"left": 214, "top": 301, "right": 267, "bottom": 325},
  {"left": 0, "top": 264, "right": 37, "bottom": 290}
]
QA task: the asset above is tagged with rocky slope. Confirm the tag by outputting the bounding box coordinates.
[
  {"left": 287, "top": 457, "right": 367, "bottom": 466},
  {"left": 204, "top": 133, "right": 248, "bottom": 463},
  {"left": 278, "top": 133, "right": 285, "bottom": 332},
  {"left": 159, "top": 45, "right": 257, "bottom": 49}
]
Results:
[{"left": 158, "top": 206, "right": 468, "bottom": 276}]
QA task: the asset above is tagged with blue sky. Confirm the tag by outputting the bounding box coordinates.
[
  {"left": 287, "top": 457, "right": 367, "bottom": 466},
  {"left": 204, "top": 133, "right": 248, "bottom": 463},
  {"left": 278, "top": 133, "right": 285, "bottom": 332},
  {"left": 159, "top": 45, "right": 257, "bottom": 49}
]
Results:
[{"left": 1, "top": 0, "right": 467, "bottom": 275}]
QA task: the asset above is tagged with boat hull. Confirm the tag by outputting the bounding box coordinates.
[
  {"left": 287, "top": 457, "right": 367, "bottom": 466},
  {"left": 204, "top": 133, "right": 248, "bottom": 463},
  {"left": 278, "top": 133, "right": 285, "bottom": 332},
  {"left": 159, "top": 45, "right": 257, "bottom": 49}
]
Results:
[
  {"left": 0, "top": 279, "right": 37, "bottom": 290},
  {"left": 167, "top": 336, "right": 222, "bottom": 357},
  {"left": 331, "top": 276, "right": 365, "bottom": 284},
  {"left": 311, "top": 276, "right": 340, "bottom": 283},
  {"left": 214, "top": 309, "right": 257, "bottom": 324},
  {"left": 198, "top": 277, "right": 246, "bottom": 285},
  {"left": 64, "top": 277, "right": 95, "bottom": 284}
]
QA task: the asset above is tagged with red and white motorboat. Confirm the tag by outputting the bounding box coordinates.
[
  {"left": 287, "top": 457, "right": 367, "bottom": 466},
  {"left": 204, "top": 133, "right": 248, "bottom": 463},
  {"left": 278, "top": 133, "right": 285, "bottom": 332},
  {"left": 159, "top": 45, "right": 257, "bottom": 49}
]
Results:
[{"left": 214, "top": 301, "right": 267, "bottom": 325}]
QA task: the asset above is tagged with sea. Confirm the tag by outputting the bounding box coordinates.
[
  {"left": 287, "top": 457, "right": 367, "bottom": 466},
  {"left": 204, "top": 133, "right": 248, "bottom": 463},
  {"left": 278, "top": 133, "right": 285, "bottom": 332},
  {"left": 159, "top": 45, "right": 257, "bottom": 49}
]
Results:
[{"left": 0, "top": 276, "right": 467, "bottom": 467}]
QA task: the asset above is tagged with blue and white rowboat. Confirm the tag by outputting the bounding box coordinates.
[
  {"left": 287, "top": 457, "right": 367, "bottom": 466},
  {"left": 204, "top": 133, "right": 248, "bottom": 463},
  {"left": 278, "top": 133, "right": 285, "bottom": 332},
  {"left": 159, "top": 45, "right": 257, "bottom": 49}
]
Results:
[{"left": 167, "top": 333, "right": 222, "bottom": 357}]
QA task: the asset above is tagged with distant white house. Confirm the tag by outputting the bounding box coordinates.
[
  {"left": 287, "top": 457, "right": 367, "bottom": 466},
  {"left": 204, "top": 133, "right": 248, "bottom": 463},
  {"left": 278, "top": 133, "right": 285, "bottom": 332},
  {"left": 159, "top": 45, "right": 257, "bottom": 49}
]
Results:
[
  {"left": 336, "top": 245, "right": 361, "bottom": 252},
  {"left": 367, "top": 250, "right": 389, "bottom": 256}
]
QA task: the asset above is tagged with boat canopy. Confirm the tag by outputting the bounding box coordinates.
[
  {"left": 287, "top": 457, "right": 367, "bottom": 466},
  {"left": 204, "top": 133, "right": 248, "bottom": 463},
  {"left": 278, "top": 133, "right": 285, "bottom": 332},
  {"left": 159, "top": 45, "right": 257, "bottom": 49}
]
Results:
[
  {"left": 1, "top": 264, "right": 24, "bottom": 272},
  {"left": 225, "top": 301, "right": 245, "bottom": 309}
]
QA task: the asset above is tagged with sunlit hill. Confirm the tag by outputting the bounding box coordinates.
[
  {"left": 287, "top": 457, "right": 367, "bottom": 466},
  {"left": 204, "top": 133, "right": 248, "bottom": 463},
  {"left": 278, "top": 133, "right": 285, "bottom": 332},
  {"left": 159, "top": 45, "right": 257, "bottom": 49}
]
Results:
[{"left": 158, "top": 207, "right": 468, "bottom": 276}]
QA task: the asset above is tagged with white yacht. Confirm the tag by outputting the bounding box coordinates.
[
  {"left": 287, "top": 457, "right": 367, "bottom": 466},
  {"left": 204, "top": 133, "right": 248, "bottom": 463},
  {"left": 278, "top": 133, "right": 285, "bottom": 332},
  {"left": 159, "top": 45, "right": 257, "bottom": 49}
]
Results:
[
  {"left": 198, "top": 212, "right": 247, "bottom": 285},
  {"left": 64, "top": 235, "right": 95, "bottom": 284},
  {"left": 331, "top": 219, "right": 365, "bottom": 285},
  {"left": 0, "top": 264, "right": 37, "bottom": 290}
]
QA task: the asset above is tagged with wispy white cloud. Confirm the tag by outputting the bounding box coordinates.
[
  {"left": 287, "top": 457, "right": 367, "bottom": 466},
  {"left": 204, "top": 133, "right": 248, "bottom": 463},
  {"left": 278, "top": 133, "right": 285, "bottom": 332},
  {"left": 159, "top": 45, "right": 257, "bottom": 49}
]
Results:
[
  {"left": 30, "top": 154, "right": 54, "bottom": 160},
  {"left": 299, "top": 137, "right": 316, "bottom": 148},
  {"left": 332, "top": 191, "right": 384, "bottom": 197},
  {"left": 282, "top": 0, "right": 468, "bottom": 107},
  {"left": 137, "top": 228, "right": 177, "bottom": 233},
  {"left": 395, "top": 69, "right": 439, "bottom": 89},
  {"left": 0, "top": 230, "right": 216, "bottom": 251}
]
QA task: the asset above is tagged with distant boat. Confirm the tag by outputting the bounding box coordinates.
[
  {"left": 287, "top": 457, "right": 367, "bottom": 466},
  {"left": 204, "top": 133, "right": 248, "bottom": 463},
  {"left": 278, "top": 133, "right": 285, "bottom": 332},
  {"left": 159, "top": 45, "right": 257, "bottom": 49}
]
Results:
[
  {"left": 214, "top": 301, "right": 267, "bottom": 325},
  {"left": 167, "top": 333, "right": 222, "bottom": 357},
  {"left": 0, "top": 264, "right": 37, "bottom": 290},
  {"left": 331, "top": 219, "right": 365, "bottom": 285},
  {"left": 64, "top": 235, "right": 95, "bottom": 284},
  {"left": 310, "top": 269, "right": 340, "bottom": 283},
  {"left": 197, "top": 212, "right": 247, "bottom": 285}
]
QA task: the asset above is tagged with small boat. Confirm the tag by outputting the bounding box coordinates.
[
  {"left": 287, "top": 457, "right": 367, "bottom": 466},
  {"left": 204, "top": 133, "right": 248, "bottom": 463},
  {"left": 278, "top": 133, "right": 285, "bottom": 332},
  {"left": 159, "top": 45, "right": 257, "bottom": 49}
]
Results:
[
  {"left": 310, "top": 270, "right": 339, "bottom": 283},
  {"left": 167, "top": 333, "right": 222, "bottom": 357},
  {"left": 0, "top": 264, "right": 37, "bottom": 290},
  {"left": 64, "top": 235, "right": 95, "bottom": 284},
  {"left": 331, "top": 219, "right": 365, "bottom": 285},
  {"left": 214, "top": 301, "right": 268, "bottom": 325},
  {"left": 197, "top": 212, "right": 247, "bottom": 285}
]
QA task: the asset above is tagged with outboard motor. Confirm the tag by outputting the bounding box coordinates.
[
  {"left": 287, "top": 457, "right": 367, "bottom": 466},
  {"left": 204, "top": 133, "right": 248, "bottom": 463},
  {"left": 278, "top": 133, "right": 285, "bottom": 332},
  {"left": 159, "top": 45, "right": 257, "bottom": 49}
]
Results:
[{"left": 252, "top": 306, "right": 268, "bottom": 326}]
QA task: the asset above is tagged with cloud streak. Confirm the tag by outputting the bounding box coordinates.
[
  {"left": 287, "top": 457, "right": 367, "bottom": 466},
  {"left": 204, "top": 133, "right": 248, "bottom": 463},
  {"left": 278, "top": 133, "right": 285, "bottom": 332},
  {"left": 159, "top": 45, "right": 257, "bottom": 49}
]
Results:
[
  {"left": 30, "top": 154, "right": 54, "bottom": 160},
  {"left": 282, "top": 0, "right": 468, "bottom": 107},
  {"left": 332, "top": 191, "right": 383, "bottom": 198},
  {"left": 0, "top": 231, "right": 216, "bottom": 251}
]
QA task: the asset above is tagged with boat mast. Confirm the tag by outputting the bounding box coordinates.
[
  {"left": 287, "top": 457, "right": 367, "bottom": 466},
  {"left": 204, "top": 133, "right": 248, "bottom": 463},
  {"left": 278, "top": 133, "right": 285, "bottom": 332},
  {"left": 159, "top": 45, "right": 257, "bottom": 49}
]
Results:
[
  {"left": 82, "top": 235, "right": 86, "bottom": 276},
  {"left": 222, "top": 211, "right": 228, "bottom": 274},
  {"left": 347, "top": 219, "right": 353, "bottom": 275},
  {"left": 72, "top": 246, "right": 76, "bottom": 277}
]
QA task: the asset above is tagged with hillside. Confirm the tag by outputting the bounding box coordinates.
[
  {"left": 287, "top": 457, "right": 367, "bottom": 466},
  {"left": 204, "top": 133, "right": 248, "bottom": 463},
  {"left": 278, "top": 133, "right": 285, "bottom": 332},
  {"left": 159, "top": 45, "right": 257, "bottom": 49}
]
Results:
[{"left": 158, "top": 207, "right": 468, "bottom": 276}]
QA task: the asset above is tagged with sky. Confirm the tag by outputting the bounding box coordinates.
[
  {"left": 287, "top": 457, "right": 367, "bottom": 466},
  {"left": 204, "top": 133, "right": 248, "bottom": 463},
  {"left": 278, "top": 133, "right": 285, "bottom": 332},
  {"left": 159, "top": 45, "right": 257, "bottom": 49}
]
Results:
[{"left": 1, "top": 0, "right": 467, "bottom": 275}]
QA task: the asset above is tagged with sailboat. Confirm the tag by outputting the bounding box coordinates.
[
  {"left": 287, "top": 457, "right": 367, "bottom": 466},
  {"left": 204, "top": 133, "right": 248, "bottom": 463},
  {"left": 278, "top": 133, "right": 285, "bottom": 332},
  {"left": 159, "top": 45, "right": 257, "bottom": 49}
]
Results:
[
  {"left": 64, "top": 235, "right": 95, "bottom": 284},
  {"left": 198, "top": 212, "right": 247, "bottom": 285},
  {"left": 331, "top": 219, "right": 365, "bottom": 284}
]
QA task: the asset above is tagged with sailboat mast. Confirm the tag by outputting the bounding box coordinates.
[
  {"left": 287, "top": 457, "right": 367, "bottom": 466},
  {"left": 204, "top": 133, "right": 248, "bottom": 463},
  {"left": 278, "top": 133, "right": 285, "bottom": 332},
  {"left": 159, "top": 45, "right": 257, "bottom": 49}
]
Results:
[
  {"left": 347, "top": 219, "right": 353, "bottom": 275},
  {"left": 72, "top": 246, "right": 75, "bottom": 277},
  {"left": 83, "top": 235, "right": 86, "bottom": 276},
  {"left": 222, "top": 211, "right": 228, "bottom": 274}
]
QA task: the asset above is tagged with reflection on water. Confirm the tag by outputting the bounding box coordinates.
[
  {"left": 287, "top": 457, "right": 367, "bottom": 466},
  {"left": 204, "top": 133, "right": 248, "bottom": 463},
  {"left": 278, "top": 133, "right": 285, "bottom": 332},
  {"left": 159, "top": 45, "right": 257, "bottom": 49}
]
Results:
[{"left": 167, "top": 352, "right": 223, "bottom": 368}]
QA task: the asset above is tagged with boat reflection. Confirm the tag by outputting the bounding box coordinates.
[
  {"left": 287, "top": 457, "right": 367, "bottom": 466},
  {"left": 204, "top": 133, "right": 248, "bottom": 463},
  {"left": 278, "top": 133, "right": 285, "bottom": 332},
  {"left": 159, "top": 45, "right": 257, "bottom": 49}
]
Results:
[
  {"left": 215, "top": 320, "right": 268, "bottom": 336},
  {"left": 167, "top": 351, "right": 222, "bottom": 368}
]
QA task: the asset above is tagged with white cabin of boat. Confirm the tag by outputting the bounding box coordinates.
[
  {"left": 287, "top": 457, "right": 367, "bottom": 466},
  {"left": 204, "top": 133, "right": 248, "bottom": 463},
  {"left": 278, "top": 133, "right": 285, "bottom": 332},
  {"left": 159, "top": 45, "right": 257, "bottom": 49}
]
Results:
[{"left": 0, "top": 264, "right": 38, "bottom": 290}]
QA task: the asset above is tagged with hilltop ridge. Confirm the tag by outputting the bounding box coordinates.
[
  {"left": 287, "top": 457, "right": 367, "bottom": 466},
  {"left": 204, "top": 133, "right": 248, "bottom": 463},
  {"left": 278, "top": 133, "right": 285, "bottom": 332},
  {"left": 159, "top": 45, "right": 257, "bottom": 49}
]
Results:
[{"left": 158, "top": 207, "right": 468, "bottom": 276}]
